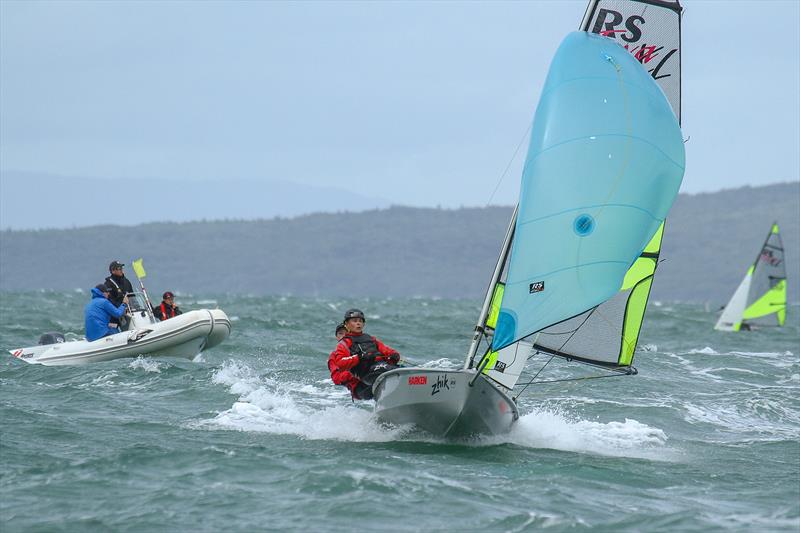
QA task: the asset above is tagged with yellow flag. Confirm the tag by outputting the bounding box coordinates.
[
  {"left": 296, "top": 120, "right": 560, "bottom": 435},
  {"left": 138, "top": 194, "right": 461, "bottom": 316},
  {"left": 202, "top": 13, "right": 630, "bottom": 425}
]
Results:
[{"left": 132, "top": 258, "right": 146, "bottom": 278}]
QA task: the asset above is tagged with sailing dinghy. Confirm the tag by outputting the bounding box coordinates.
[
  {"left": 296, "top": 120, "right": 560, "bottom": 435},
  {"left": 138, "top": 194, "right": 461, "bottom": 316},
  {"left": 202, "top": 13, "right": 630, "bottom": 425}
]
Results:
[
  {"left": 714, "top": 223, "right": 787, "bottom": 331},
  {"left": 373, "top": 1, "right": 685, "bottom": 438}
]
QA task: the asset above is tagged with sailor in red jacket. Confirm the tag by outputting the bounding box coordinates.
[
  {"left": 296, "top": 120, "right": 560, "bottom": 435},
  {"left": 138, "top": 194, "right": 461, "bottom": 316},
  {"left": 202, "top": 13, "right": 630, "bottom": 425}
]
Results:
[{"left": 328, "top": 309, "right": 400, "bottom": 400}]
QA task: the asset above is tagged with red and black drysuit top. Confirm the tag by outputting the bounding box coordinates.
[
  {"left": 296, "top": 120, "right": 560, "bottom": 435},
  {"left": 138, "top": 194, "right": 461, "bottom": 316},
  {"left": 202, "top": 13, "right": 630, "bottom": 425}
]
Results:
[
  {"left": 328, "top": 332, "right": 399, "bottom": 400},
  {"left": 154, "top": 301, "right": 182, "bottom": 321}
]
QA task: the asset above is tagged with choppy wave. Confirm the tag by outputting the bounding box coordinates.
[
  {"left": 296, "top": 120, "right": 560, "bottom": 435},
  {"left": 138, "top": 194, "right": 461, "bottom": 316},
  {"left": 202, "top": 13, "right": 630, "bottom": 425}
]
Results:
[
  {"left": 128, "top": 356, "right": 163, "bottom": 373},
  {"left": 201, "top": 361, "right": 673, "bottom": 459},
  {"left": 198, "top": 360, "right": 409, "bottom": 441},
  {"left": 2, "top": 294, "right": 798, "bottom": 532},
  {"left": 490, "top": 409, "right": 670, "bottom": 459}
]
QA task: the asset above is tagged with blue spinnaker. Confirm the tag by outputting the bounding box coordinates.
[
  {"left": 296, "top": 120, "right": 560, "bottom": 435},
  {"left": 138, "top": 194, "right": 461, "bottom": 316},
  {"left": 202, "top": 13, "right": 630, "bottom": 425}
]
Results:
[{"left": 493, "top": 31, "right": 685, "bottom": 350}]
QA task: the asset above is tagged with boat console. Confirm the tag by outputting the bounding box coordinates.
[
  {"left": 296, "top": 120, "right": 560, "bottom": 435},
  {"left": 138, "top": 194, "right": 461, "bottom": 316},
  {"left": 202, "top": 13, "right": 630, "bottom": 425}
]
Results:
[{"left": 125, "top": 292, "right": 158, "bottom": 328}]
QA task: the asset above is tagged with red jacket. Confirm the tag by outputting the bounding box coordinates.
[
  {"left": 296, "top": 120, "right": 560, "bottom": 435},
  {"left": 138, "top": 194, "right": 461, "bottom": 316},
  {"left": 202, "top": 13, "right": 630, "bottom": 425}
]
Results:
[{"left": 328, "top": 333, "right": 399, "bottom": 398}]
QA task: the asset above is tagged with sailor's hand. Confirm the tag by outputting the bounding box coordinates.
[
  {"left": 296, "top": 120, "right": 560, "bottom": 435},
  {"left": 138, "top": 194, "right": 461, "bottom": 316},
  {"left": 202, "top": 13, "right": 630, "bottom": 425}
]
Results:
[
  {"left": 122, "top": 295, "right": 129, "bottom": 305},
  {"left": 360, "top": 353, "right": 376, "bottom": 366}
]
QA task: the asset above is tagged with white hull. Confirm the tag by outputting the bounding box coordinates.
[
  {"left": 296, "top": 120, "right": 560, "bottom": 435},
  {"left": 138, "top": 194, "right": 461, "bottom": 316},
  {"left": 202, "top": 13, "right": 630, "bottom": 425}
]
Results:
[
  {"left": 9, "top": 309, "right": 231, "bottom": 366},
  {"left": 372, "top": 367, "right": 519, "bottom": 437}
]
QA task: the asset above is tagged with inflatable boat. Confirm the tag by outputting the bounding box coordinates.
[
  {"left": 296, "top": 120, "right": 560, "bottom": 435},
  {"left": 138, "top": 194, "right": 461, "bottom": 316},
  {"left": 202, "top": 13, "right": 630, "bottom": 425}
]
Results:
[{"left": 8, "top": 292, "right": 231, "bottom": 366}]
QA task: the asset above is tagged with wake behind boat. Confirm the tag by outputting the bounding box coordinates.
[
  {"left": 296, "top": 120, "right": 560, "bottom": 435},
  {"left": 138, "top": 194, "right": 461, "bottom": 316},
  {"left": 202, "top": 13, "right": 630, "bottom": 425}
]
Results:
[
  {"left": 373, "top": 0, "right": 685, "bottom": 438},
  {"left": 9, "top": 292, "right": 231, "bottom": 366}
]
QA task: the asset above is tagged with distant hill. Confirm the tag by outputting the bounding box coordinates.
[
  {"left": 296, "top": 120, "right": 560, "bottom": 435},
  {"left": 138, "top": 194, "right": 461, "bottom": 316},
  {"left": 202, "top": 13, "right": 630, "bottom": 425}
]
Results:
[
  {"left": 0, "top": 171, "right": 391, "bottom": 229},
  {"left": 1, "top": 182, "right": 798, "bottom": 304}
]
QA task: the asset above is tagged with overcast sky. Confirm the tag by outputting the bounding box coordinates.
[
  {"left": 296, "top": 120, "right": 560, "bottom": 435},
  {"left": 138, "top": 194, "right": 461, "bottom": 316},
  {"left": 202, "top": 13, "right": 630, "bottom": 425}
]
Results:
[{"left": 1, "top": 0, "right": 798, "bottom": 209}]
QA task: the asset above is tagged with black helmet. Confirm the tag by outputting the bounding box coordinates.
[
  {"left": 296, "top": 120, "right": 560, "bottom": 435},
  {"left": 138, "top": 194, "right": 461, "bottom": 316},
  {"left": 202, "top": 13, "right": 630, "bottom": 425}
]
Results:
[
  {"left": 335, "top": 322, "right": 346, "bottom": 335},
  {"left": 343, "top": 308, "right": 365, "bottom": 322},
  {"left": 109, "top": 260, "right": 125, "bottom": 272},
  {"left": 95, "top": 283, "right": 110, "bottom": 293}
]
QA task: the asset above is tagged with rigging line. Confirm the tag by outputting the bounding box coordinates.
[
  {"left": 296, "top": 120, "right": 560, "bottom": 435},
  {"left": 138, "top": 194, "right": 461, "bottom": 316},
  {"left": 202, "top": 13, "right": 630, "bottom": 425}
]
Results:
[
  {"left": 515, "top": 306, "right": 600, "bottom": 401},
  {"left": 513, "top": 351, "right": 556, "bottom": 400},
  {"left": 485, "top": 120, "right": 533, "bottom": 207},
  {"left": 554, "top": 306, "right": 599, "bottom": 351},
  {"left": 520, "top": 372, "right": 630, "bottom": 386}
]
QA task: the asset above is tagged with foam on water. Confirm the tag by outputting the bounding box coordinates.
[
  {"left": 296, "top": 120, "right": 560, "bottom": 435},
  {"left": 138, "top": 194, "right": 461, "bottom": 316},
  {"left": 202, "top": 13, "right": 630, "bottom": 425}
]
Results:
[
  {"left": 687, "top": 346, "right": 719, "bottom": 355},
  {"left": 682, "top": 400, "right": 800, "bottom": 440},
  {"left": 204, "top": 361, "right": 676, "bottom": 455},
  {"left": 420, "top": 358, "right": 461, "bottom": 369},
  {"left": 128, "top": 356, "right": 163, "bottom": 373},
  {"left": 729, "top": 350, "right": 795, "bottom": 358},
  {"left": 201, "top": 360, "right": 410, "bottom": 442},
  {"left": 482, "top": 408, "right": 671, "bottom": 459},
  {"left": 206, "top": 353, "right": 716, "bottom": 458}
]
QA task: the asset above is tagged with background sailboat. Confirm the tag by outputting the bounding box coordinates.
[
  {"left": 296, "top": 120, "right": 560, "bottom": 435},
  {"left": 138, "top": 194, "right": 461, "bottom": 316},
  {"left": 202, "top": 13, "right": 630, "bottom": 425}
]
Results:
[{"left": 715, "top": 223, "right": 787, "bottom": 331}]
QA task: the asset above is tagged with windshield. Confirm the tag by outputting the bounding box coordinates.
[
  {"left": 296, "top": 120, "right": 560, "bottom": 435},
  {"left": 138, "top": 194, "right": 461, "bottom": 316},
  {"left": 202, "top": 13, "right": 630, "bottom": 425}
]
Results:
[{"left": 126, "top": 292, "right": 150, "bottom": 313}]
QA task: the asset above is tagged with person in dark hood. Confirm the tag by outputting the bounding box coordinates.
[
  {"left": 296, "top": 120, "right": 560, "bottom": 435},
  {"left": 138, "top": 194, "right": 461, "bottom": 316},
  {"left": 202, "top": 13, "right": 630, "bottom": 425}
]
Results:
[
  {"left": 105, "top": 261, "right": 134, "bottom": 330},
  {"left": 328, "top": 309, "right": 400, "bottom": 400},
  {"left": 154, "top": 291, "right": 183, "bottom": 321},
  {"left": 84, "top": 283, "right": 128, "bottom": 342},
  {"left": 335, "top": 322, "right": 347, "bottom": 341}
]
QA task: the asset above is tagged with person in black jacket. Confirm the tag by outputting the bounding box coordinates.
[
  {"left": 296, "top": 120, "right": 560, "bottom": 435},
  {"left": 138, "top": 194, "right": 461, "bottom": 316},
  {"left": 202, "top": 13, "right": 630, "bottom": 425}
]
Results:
[
  {"left": 105, "top": 260, "right": 134, "bottom": 330},
  {"left": 154, "top": 291, "right": 183, "bottom": 321}
]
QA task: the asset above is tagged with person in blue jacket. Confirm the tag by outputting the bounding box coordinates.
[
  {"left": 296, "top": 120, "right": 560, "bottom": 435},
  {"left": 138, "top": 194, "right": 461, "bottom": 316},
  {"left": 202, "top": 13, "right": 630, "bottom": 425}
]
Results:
[{"left": 84, "top": 283, "right": 129, "bottom": 342}]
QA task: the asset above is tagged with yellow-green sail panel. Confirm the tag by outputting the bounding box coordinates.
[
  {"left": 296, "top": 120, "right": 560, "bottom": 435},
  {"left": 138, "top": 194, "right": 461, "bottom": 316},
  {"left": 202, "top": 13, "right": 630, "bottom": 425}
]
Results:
[
  {"left": 486, "top": 283, "right": 505, "bottom": 330},
  {"left": 742, "top": 279, "right": 786, "bottom": 323},
  {"left": 619, "top": 224, "right": 663, "bottom": 365}
]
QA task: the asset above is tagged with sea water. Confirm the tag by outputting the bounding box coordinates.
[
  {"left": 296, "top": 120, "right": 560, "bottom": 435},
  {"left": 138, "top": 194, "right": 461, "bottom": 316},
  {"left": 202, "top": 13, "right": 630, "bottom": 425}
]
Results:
[{"left": 1, "top": 292, "right": 798, "bottom": 532}]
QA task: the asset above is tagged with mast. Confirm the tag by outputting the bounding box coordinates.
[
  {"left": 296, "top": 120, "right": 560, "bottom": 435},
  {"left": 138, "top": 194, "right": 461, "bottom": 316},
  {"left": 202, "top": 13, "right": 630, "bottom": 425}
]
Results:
[{"left": 464, "top": 204, "right": 518, "bottom": 370}]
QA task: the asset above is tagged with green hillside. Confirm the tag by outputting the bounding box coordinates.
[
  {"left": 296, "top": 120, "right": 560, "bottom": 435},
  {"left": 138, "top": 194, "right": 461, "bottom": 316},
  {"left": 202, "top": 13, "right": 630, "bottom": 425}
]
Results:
[{"left": 1, "top": 183, "right": 797, "bottom": 304}]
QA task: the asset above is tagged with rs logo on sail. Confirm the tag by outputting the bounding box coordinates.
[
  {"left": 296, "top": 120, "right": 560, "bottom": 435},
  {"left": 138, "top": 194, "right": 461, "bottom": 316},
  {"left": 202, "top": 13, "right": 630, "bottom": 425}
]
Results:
[
  {"left": 588, "top": 8, "right": 678, "bottom": 81},
  {"left": 590, "top": 9, "right": 644, "bottom": 43}
]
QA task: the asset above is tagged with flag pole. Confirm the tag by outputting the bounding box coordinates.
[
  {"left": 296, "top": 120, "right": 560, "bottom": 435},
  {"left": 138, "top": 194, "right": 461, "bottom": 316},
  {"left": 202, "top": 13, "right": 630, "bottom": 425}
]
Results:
[{"left": 132, "top": 258, "right": 156, "bottom": 316}]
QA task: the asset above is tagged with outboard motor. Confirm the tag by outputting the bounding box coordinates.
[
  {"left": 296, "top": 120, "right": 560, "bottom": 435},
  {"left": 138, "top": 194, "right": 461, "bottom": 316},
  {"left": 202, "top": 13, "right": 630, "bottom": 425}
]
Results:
[{"left": 38, "top": 332, "right": 66, "bottom": 346}]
